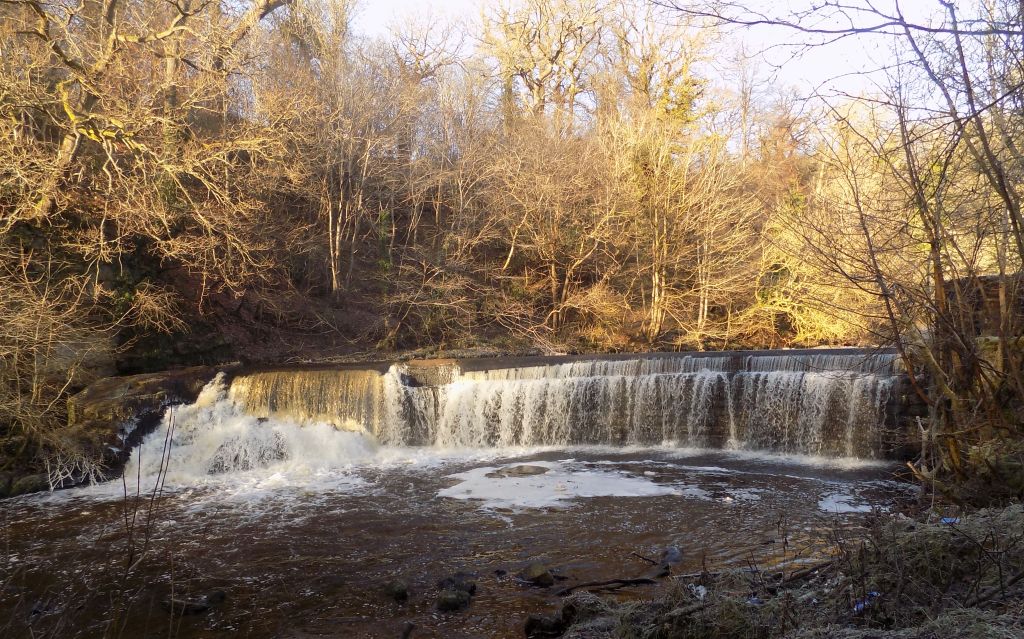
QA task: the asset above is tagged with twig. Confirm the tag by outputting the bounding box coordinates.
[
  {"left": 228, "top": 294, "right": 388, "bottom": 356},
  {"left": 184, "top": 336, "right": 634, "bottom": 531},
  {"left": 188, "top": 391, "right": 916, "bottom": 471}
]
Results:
[
  {"left": 965, "top": 568, "right": 1024, "bottom": 607},
  {"left": 660, "top": 600, "right": 710, "bottom": 621},
  {"left": 631, "top": 551, "right": 659, "bottom": 565},
  {"left": 556, "top": 577, "right": 657, "bottom": 596},
  {"left": 781, "top": 560, "right": 835, "bottom": 585}
]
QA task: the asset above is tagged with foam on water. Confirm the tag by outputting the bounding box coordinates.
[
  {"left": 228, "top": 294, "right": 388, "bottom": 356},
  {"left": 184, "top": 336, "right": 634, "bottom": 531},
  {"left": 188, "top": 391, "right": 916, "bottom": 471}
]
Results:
[
  {"left": 437, "top": 460, "right": 678, "bottom": 510},
  {"left": 818, "top": 491, "right": 875, "bottom": 514},
  {"left": 126, "top": 374, "right": 381, "bottom": 488}
]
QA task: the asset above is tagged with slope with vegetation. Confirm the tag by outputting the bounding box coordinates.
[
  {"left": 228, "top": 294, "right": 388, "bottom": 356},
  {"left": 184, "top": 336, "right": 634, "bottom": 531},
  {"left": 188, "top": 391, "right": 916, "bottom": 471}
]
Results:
[{"left": 0, "top": 0, "right": 1021, "bottom": 499}]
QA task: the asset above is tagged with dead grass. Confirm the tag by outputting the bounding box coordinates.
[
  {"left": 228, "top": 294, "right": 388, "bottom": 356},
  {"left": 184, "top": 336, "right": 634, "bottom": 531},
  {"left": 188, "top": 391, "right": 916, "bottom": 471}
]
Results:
[{"left": 561, "top": 506, "right": 1024, "bottom": 639}]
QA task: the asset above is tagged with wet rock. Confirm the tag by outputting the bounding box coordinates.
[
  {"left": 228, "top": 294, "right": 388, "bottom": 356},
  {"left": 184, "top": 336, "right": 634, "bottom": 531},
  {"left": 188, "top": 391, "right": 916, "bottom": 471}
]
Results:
[
  {"left": 437, "top": 572, "right": 476, "bottom": 595},
  {"left": 436, "top": 589, "right": 471, "bottom": 612},
  {"left": 486, "top": 465, "right": 550, "bottom": 479},
  {"left": 436, "top": 572, "right": 475, "bottom": 612},
  {"left": 62, "top": 365, "right": 232, "bottom": 479},
  {"left": 518, "top": 562, "right": 555, "bottom": 587},
  {"left": 0, "top": 472, "right": 14, "bottom": 498},
  {"left": 660, "top": 546, "right": 683, "bottom": 565},
  {"left": 207, "top": 432, "right": 286, "bottom": 474},
  {"left": 383, "top": 579, "right": 409, "bottom": 602},
  {"left": 10, "top": 474, "right": 49, "bottom": 497},
  {"left": 524, "top": 613, "right": 566, "bottom": 637},
  {"left": 643, "top": 563, "right": 672, "bottom": 579},
  {"left": 161, "top": 590, "right": 226, "bottom": 616},
  {"left": 524, "top": 600, "right": 580, "bottom": 638}
]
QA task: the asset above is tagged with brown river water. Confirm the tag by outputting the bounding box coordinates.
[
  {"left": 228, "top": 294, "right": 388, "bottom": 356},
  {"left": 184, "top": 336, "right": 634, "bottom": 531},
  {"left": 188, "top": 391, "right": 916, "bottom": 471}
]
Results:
[
  {"left": 2, "top": 447, "right": 911, "bottom": 639},
  {"left": 2, "top": 351, "right": 913, "bottom": 637}
]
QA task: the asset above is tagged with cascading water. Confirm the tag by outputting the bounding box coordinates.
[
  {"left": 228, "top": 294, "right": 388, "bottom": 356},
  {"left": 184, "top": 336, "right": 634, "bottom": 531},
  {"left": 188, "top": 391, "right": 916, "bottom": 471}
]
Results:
[
  {"left": 8, "top": 349, "right": 914, "bottom": 639},
  {"left": 422, "top": 352, "right": 899, "bottom": 457},
  {"left": 207, "top": 350, "right": 901, "bottom": 465}
]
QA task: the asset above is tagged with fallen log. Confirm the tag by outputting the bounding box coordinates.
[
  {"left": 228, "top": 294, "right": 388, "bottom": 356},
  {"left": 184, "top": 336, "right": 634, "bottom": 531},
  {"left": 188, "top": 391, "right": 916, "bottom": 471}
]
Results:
[{"left": 556, "top": 577, "right": 657, "bottom": 596}]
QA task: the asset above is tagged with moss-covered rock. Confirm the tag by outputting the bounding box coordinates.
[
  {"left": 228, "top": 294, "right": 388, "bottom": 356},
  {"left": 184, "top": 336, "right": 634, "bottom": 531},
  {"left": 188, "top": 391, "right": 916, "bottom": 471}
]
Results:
[
  {"left": 10, "top": 474, "right": 50, "bottom": 496},
  {"left": 58, "top": 364, "right": 235, "bottom": 479},
  {"left": 0, "top": 471, "right": 16, "bottom": 497}
]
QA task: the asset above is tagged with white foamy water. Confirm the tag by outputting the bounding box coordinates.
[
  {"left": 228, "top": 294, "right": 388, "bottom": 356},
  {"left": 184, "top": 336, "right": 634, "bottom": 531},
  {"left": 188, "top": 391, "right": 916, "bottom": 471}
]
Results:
[
  {"left": 818, "top": 491, "right": 875, "bottom": 514},
  {"left": 126, "top": 374, "right": 382, "bottom": 488},
  {"left": 437, "top": 460, "right": 678, "bottom": 510}
]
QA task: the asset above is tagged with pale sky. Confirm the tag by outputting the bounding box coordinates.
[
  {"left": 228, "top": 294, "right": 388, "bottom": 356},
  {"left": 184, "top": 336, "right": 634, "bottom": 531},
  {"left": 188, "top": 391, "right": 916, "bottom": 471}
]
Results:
[{"left": 350, "top": 0, "right": 938, "bottom": 97}]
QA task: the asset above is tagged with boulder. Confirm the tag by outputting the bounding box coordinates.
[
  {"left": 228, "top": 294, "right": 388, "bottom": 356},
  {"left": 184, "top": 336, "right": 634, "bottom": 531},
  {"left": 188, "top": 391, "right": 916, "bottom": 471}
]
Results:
[
  {"left": 66, "top": 365, "right": 227, "bottom": 427},
  {"left": 659, "top": 546, "right": 683, "bottom": 565},
  {"left": 436, "top": 589, "right": 471, "bottom": 612},
  {"left": 524, "top": 613, "right": 567, "bottom": 638},
  {"left": 518, "top": 562, "right": 555, "bottom": 587},
  {"left": 0, "top": 472, "right": 14, "bottom": 498},
  {"left": 60, "top": 365, "right": 233, "bottom": 479},
  {"left": 383, "top": 579, "right": 409, "bottom": 602},
  {"left": 436, "top": 572, "right": 476, "bottom": 612},
  {"left": 161, "top": 590, "right": 226, "bottom": 616},
  {"left": 437, "top": 573, "right": 476, "bottom": 595},
  {"left": 10, "top": 474, "right": 49, "bottom": 497},
  {"left": 486, "top": 465, "right": 550, "bottom": 479},
  {"left": 524, "top": 599, "right": 581, "bottom": 638}
]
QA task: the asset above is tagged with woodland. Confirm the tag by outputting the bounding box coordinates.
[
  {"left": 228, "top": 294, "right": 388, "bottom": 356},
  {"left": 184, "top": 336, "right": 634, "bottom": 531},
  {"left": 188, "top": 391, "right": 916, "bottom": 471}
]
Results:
[{"left": 0, "top": 0, "right": 1022, "bottom": 494}]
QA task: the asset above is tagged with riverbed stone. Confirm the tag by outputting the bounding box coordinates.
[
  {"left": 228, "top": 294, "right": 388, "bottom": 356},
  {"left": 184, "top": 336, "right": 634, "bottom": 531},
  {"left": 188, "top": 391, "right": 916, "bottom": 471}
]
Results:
[
  {"left": 436, "top": 588, "right": 471, "bottom": 612},
  {"left": 660, "top": 545, "right": 683, "bottom": 565},
  {"left": 383, "top": 579, "right": 409, "bottom": 602},
  {"left": 525, "top": 599, "right": 582, "bottom": 637},
  {"left": 436, "top": 572, "right": 476, "bottom": 612},
  {"left": 518, "top": 562, "right": 555, "bottom": 587},
  {"left": 161, "top": 590, "right": 227, "bottom": 616},
  {"left": 0, "top": 472, "right": 14, "bottom": 498},
  {"left": 525, "top": 613, "right": 568, "bottom": 638},
  {"left": 487, "top": 465, "right": 550, "bottom": 478},
  {"left": 10, "top": 474, "right": 49, "bottom": 496},
  {"left": 437, "top": 572, "right": 476, "bottom": 595}
]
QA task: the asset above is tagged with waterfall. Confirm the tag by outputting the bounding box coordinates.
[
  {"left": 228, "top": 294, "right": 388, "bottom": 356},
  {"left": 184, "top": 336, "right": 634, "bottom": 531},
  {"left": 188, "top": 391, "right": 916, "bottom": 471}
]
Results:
[
  {"left": 220, "top": 350, "right": 901, "bottom": 459},
  {"left": 228, "top": 369, "right": 387, "bottom": 431}
]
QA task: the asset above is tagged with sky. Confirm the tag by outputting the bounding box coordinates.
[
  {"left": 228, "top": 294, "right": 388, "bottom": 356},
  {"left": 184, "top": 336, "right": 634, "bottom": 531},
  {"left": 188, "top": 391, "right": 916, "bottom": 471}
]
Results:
[{"left": 349, "top": 0, "right": 941, "bottom": 97}]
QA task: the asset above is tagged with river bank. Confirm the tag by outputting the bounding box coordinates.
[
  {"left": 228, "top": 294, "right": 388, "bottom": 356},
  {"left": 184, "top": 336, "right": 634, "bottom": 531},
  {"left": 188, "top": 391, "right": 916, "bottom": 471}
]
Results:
[{"left": 545, "top": 504, "right": 1024, "bottom": 639}]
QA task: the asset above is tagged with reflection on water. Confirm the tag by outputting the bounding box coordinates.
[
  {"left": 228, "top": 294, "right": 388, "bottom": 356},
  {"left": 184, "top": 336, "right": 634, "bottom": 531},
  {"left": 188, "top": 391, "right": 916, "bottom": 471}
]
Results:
[{"left": 1, "top": 447, "right": 911, "bottom": 639}]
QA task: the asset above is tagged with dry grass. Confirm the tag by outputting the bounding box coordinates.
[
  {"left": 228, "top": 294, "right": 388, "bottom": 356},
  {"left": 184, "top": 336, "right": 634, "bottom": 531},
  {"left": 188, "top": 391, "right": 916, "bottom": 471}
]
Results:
[{"left": 561, "top": 506, "right": 1024, "bottom": 639}]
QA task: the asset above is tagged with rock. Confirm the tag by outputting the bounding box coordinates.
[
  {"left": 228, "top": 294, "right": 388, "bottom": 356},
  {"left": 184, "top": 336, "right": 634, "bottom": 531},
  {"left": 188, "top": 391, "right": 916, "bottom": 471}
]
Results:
[
  {"left": 518, "top": 562, "right": 555, "bottom": 587},
  {"left": 524, "top": 613, "right": 567, "bottom": 638},
  {"left": 61, "top": 365, "right": 232, "bottom": 479},
  {"left": 437, "top": 573, "right": 476, "bottom": 595},
  {"left": 524, "top": 600, "right": 581, "bottom": 638},
  {"left": 643, "top": 564, "right": 671, "bottom": 579},
  {"left": 161, "top": 597, "right": 209, "bottom": 616},
  {"left": 660, "top": 546, "right": 683, "bottom": 565},
  {"left": 400, "top": 621, "right": 416, "bottom": 639},
  {"left": 436, "top": 589, "right": 471, "bottom": 612},
  {"left": 436, "top": 572, "right": 475, "bottom": 612},
  {"left": 383, "top": 579, "right": 409, "bottom": 602},
  {"left": 0, "top": 472, "right": 14, "bottom": 498},
  {"left": 66, "top": 365, "right": 224, "bottom": 428},
  {"left": 161, "top": 590, "right": 226, "bottom": 616},
  {"left": 486, "top": 465, "right": 550, "bottom": 479},
  {"left": 10, "top": 474, "right": 49, "bottom": 497}
]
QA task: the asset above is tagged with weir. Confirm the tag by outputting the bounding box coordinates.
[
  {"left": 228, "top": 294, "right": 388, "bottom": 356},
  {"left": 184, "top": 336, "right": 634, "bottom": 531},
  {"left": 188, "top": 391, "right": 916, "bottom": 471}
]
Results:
[{"left": 226, "top": 348, "right": 913, "bottom": 459}]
